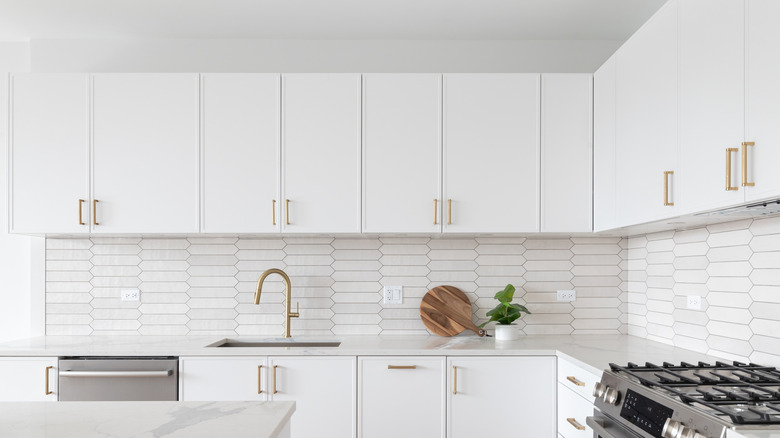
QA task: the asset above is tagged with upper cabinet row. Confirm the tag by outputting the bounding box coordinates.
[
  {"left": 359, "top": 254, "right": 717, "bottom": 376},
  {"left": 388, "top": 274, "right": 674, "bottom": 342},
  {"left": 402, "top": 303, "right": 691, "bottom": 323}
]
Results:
[
  {"left": 9, "top": 73, "right": 592, "bottom": 235},
  {"left": 594, "top": 0, "right": 780, "bottom": 231}
]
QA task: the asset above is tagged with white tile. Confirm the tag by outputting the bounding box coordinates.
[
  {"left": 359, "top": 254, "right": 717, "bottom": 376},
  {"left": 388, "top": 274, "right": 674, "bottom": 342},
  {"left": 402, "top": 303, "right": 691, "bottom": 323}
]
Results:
[
  {"left": 91, "top": 255, "right": 142, "bottom": 266},
  {"left": 377, "top": 266, "right": 429, "bottom": 277},
  {"left": 91, "top": 265, "right": 142, "bottom": 277},
  {"left": 139, "top": 239, "right": 190, "bottom": 250},
  {"left": 139, "top": 282, "right": 190, "bottom": 293},
  {"left": 187, "top": 320, "right": 238, "bottom": 330},
  {"left": 673, "top": 256, "right": 709, "bottom": 270},
  {"left": 750, "top": 217, "right": 780, "bottom": 236},
  {"left": 707, "top": 245, "right": 753, "bottom": 262},
  {"left": 45, "top": 292, "right": 93, "bottom": 303},
  {"left": 673, "top": 270, "right": 709, "bottom": 284},
  {"left": 706, "top": 229, "right": 753, "bottom": 248},
  {"left": 706, "top": 321, "right": 753, "bottom": 341},
  {"left": 646, "top": 230, "right": 675, "bottom": 241},
  {"left": 751, "top": 269, "right": 780, "bottom": 286},
  {"left": 90, "top": 308, "right": 142, "bottom": 320},
  {"left": 706, "top": 291, "right": 752, "bottom": 308},
  {"left": 331, "top": 249, "right": 382, "bottom": 260},
  {"left": 379, "top": 237, "right": 430, "bottom": 245},
  {"left": 187, "top": 308, "right": 238, "bottom": 320},
  {"left": 138, "top": 260, "right": 189, "bottom": 271},
  {"left": 284, "top": 244, "right": 334, "bottom": 255},
  {"left": 706, "top": 261, "right": 752, "bottom": 277},
  {"left": 188, "top": 237, "right": 238, "bottom": 245},
  {"left": 706, "top": 277, "right": 753, "bottom": 293},
  {"left": 673, "top": 228, "right": 709, "bottom": 244},
  {"left": 427, "top": 239, "right": 477, "bottom": 250},
  {"left": 474, "top": 245, "right": 526, "bottom": 255},
  {"left": 90, "top": 277, "right": 142, "bottom": 288},
  {"left": 91, "top": 244, "right": 142, "bottom": 255},
  {"left": 236, "top": 239, "right": 286, "bottom": 250},
  {"left": 331, "top": 238, "right": 382, "bottom": 250},
  {"left": 750, "top": 252, "right": 780, "bottom": 269},
  {"left": 706, "top": 218, "right": 752, "bottom": 233},
  {"left": 570, "top": 254, "right": 622, "bottom": 265},
  {"left": 91, "top": 237, "right": 142, "bottom": 245},
  {"left": 187, "top": 244, "right": 238, "bottom": 255},
  {"left": 187, "top": 255, "right": 238, "bottom": 266},
  {"left": 46, "top": 239, "right": 93, "bottom": 250},
  {"left": 47, "top": 260, "right": 93, "bottom": 271},
  {"left": 283, "top": 255, "right": 334, "bottom": 266},
  {"left": 379, "top": 255, "right": 430, "bottom": 266},
  {"left": 706, "top": 306, "right": 752, "bottom": 324},
  {"left": 46, "top": 249, "right": 93, "bottom": 260},
  {"left": 90, "top": 319, "right": 142, "bottom": 331},
  {"left": 474, "top": 255, "right": 527, "bottom": 266},
  {"left": 672, "top": 242, "right": 708, "bottom": 257},
  {"left": 186, "top": 277, "right": 238, "bottom": 288},
  {"left": 332, "top": 282, "right": 382, "bottom": 293},
  {"left": 138, "top": 250, "right": 190, "bottom": 260},
  {"left": 646, "top": 239, "right": 674, "bottom": 253},
  {"left": 186, "top": 265, "right": 238, "bottom": 277}
]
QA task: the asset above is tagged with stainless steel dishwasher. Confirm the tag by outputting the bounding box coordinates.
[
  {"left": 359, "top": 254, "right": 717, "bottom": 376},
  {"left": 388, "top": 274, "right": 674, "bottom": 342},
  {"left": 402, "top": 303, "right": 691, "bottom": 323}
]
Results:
[{"left": 58, "top": 357, "right": 178, "bottom": 401}]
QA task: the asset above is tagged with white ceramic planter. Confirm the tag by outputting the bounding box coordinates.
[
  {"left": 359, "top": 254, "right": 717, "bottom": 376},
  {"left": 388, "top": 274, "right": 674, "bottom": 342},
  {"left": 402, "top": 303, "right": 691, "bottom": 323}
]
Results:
[{"left": 494, "top": 324, "right": 520, "bottom": 341}]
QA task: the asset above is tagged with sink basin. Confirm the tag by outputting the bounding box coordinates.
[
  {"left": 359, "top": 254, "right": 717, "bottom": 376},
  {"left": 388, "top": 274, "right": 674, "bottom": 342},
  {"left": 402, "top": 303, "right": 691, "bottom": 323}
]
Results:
[{"left": 206, "top": 338, "right": 341, "bottom": 348}]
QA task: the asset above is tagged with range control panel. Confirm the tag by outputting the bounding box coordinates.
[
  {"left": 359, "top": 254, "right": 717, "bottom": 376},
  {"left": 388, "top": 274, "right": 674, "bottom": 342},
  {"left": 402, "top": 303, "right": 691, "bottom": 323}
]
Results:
[{"left": 620, "top": 389, "right": 674, "bottom": 438}]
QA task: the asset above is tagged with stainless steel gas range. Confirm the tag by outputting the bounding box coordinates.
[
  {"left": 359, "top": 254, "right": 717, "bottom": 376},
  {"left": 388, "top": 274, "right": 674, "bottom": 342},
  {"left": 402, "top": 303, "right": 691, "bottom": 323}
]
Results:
[{"left": 588, "top": 361, "right": 780, "bottom": 438}]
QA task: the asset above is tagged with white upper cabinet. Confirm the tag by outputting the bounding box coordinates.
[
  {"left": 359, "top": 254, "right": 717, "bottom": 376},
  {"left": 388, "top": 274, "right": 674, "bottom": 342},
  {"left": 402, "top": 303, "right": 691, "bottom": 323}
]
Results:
[
  {"left": 679, "top": 0, "right": 745, "bottom": 214},
  {"left": 92, "top": 74, "right": 200, "bottom": 233},
  {"left": 281, "top": 74, "right": 361, "bottom": 233},
  {"left": 615, "top": 0, "right": 679, "bottom": 227},
  {"left": 443, "top": 74, "right": 540, "bottom": 233},
  {"left": 541, "top": 74, "right": 593, "bottom": 233},
  {"left": 9, "top": 74, "right": 90, "bottom": 234},
  {"left": 746, "top": 0, "right": 780, "bottom": 201},
  {"left": 201, "top": 74, "right": 280, "bottom": 233},
  {"left": 362, "top": 74, "right": 442, "bottom": 233},
  {"left": 593, "top": 56, "right": 618, "bottom": 232}
]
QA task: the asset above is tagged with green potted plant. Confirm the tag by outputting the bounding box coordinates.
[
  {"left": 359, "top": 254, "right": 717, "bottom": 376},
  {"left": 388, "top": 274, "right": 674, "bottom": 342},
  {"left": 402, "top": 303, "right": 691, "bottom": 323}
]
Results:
[{"left": 478, "top": 284, "right": 531, "bottom": 340}]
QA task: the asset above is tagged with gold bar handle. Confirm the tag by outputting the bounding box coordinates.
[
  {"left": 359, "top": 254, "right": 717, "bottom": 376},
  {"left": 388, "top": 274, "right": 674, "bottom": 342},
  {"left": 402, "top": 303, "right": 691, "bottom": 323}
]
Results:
[
  {"left": 78, "top": 199, "right": 85, "bottom": 225},
  {"left": 447, "top": 199, "right": 452, "bottom": 225},
  {"left": 285, "top": 199, "right": 290, "bottom": 225},
  {"left": 45, "top": 366, "right": 53, "bottom": 395},
  {"left": 272, "top": 200, "right": 276, "bottom": 226},
  {"left": 726, "top": 148, "right": 739, "bottom": 191},
  {"left": 453, "top": 366, "right": 458, "bottom": 395},
  {"left": 566, "top": 376, "right": 585, "bottom": 387},
  {"left": 272, "top": 365, "right": 278, "bottom": 394},
  {"left": 567, "top": 418, "right": 586, "bottom": 431},
  {"left": 433, "top": 199, "right": 438, "bottom": 225},
  {"left": 257, "top": 365, "right": 263, "bottom": 394},
  {"left": 92, "top": 199, "right": 99, "bottom": 225},
  {"left": 387, "top": 365, "right": 417, "bottom": 370},
  {"left": 742, "top": 141, "right": 755, "bottom": 187},
  {"left": 663, "top": 171, "right": 674, "bottom": 206}
]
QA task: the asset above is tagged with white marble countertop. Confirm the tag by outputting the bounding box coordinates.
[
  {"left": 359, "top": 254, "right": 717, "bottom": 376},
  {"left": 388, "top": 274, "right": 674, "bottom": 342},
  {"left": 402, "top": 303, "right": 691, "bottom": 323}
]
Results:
[
  {"left": 1, "top": 401, "right": 295, "bottom": 438},
  {"left": 0, "top": 334, "right": 727, "bottom": 376}
]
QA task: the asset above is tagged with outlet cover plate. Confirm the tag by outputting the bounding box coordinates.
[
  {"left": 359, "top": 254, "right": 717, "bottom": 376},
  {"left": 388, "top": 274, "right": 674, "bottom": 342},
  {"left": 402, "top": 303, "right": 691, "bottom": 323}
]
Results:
[
  {"left": 121, "top": 289, "right": 140, "bottom": 302},
  {"left": 557, "top": 290, "right": 576, "bottom": 302},
  {"left": 687, "top": 295, "right": 702, "bottom": 310},
  {"left": 383, "top": 285, "right": 403, "bottom": 304}
]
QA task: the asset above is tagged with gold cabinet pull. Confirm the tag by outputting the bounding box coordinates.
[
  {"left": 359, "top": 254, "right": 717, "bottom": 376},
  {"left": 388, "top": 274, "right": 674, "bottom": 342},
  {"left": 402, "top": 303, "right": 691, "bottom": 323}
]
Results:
[
  {"left": 92, "top": 199, "right": 100, "bottom": 225},
  {"left": 285, "top": 199, "right": 290, "bottom": 225},
  {"left": 452, "top": 366, "right": 458, "bottom": 395},
  {"left": 567, "top": 418, "right": 586, "bottom": 431},
  {"left": 447, "top": 199, "right": 452, "bottom": 225},
  {"left": 433, "top": 199, "right": 438, "bottom": 225},
  {"left": 78, "top": 199, "right": 85, "bottom": 225},
  {"left": 663, "top": 171, "right": 674, "bottom": 206},
  {"left": 257, "top": 365, "right": 263, "bottom": 394},
  {"left": 272, "top": 200, "right": 276, "bottom": 226},
  {"left": 45, "top": 366, "right": 54, "bottom": 395},
  {"left": 726, "top": 148, "right": 739, "bottom": 191},
  {"left": 387, "top": 365, "right": 417, "bottom": 370},
  {"left": 566, "top": 376, "right": 585, "bottom": 387},
  {"left": 742, "top": 141, "right": 755, "bottom": 187},
  {"left": 272, "top": 365, "right": 278, "bottom": 394}
]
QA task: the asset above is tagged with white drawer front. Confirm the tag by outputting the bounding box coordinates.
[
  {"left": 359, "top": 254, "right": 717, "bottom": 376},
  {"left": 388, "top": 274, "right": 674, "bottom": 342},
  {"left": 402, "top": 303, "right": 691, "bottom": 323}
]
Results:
[
  {"left": 558, "top": 357, "right": 601, "bottom": 403},
  {"left": 557, "top": 383, "right": 595, "bottom": 438}
]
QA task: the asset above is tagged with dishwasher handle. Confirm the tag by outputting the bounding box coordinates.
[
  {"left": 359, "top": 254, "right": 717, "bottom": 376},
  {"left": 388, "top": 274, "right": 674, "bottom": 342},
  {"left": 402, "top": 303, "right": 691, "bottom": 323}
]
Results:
[{"left": 59, "top": 370, "right": 173, "bottom": 378}]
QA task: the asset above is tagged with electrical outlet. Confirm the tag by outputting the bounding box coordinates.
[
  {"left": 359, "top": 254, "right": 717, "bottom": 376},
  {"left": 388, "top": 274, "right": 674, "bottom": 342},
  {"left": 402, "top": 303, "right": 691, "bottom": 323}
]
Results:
[
  {"left": 383, "top": 285, "right": 403, "bottom": 304},
  {"left": 687, "top": 295, "right": 702, "bottom": 310},
  {"left": 557, "top": 290, "right": 576, "bottom": 302},
  {"left": 121, "top": 289, "right": 140, "bottom": 302}
]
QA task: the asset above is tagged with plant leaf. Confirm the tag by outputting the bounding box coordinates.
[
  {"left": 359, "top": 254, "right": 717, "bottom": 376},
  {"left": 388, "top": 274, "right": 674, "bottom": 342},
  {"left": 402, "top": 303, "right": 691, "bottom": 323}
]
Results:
[{"left": 493, "top": 284, "right": 515, "bottom": 303}]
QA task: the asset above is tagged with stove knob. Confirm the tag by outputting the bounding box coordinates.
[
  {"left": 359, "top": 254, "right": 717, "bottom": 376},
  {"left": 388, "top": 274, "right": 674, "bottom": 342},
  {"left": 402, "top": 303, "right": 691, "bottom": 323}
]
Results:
[
  {"left": 602, "top": 387, "right": 620, "bottom": 405},
  {"left": 593, "top": 382, "right": 606, "bottom": 398},
  {"left": 662, "top": 418, "right": 683, "bottom": 438}
]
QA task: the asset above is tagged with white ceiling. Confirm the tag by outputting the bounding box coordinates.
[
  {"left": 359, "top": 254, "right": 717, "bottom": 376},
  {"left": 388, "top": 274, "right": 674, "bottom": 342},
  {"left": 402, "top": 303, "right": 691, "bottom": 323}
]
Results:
[{"left": 0, "top": 0, "right": 666, "bottom": 41}]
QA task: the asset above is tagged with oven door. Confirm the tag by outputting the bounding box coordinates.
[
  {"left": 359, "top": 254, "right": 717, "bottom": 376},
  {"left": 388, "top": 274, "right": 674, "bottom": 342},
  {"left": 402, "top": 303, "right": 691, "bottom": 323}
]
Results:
[{"left": 586, "top": 412, "right": 643, "bottom": 438}]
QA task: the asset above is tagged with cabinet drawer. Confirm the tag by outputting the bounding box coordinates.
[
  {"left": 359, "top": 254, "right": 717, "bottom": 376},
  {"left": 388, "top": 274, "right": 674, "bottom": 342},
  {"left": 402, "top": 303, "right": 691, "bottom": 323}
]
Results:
[
  {"left": 557, "top": 383, "right": 595, "bottom": 438},
  {"left": 557, "top": 357, "right": 601, "bottom": 403}
]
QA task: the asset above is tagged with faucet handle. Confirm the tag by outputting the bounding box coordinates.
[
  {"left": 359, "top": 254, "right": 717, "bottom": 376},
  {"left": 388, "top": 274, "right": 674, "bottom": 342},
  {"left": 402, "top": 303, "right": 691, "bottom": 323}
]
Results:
[{"left": 290, "top": 302, "right": 300, "bottom": 318}]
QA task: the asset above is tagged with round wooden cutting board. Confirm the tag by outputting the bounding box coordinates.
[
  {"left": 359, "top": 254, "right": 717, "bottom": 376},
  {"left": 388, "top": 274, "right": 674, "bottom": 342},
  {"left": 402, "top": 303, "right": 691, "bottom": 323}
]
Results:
[{"left": 420, "top": 285, "right": 486, "bottom": 337}]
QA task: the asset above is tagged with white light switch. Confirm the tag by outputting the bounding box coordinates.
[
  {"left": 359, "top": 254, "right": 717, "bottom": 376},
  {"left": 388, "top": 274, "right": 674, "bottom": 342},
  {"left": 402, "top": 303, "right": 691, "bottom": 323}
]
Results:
[
  {"left": 557, "top": 290, "right": 576, "bottom": 302},
  {"left": 383, "top": 285, "right": 403, "bottom": 304},
  {"left": 121, "top": 289, "right": 140, "bottom": 302},
  {"left": 687, "top": 295, "right": 702, "bottom": 310}
]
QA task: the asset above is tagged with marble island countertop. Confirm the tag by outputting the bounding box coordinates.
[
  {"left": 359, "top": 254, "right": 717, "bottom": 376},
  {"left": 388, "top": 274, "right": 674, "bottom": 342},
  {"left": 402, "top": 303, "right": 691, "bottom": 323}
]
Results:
[
  {"left": 2, "top": 401, "right": 295, "bottom": 438},
  {"left": 0, "top": 334, "right": 728, "bottom": 375}
]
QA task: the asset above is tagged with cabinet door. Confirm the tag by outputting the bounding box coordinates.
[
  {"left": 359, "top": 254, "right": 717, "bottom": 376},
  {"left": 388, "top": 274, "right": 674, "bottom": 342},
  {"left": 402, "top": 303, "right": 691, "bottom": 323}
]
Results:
[
  {"left": 9, "top": 74, "right": 90, "bottom": 234},
  {"left": 179, "top": 357, "right": 267, "bottom": 401},
  {"left": 0, "top": 357, "right": 58, "bottom": 401},
  {"left": 448, "top": 356, "right": 556, "bottom": 438},
  {"left": 269, "top": 356, "right": 356, "bottom": 438},
  {"left": 679, "top": 0, "right": 745, "bottom": 213},
  {"left": 92, "top": 74, "right": 199, "bottom": 233},
  {"left": 615, "top": 0, "right": 678, "bottom": 226},
  {"left": 362, "top": 74, "right": 441, "bottom": 233},
  {"left": 201, "top": 74, "right": 280, "bottom": 233},
  {"left": 358, "top": 357, "right": 445, "bottom": 438},
  {"left": 593, "top": 56, "right": 618, "bottom": 232},
  {"left": 557, "top": 384, "right": 594, "bottom": 438},
  {"left": 541, "top": 74, "right": 593, "bottom": 232},
  {"left": 282, "top": 74, "right": 361, "bottom": 233},
  {"left": 746, "top": 0, "right": 780, "bottom": 201},
  {"left": 443, "top": 74, "right": 540, "bottom": 233}
]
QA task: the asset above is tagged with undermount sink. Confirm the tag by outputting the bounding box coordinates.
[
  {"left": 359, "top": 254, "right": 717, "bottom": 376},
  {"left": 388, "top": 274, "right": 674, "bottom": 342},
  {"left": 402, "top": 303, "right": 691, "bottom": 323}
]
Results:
[{"left": 206, "top": 338, "right": 342, "bottom": 348}]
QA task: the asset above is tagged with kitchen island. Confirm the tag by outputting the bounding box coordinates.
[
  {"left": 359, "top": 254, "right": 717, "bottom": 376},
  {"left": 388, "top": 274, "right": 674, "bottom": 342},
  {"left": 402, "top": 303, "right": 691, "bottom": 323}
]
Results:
[{"left": 1, "top": 400, "right": 295, "bottom": 438}]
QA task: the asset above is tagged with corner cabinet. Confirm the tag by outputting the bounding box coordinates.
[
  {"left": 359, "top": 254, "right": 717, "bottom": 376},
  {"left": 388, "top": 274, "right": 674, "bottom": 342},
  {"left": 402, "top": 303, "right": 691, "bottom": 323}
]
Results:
[
  {"left": 0, "top": 357, "right": 58, "bottom": 401},
  {"left": 179, "top": 356, "right": 356, "bottom": 438},
  {"left": 91, "top": 74, "right": 200, "bottom": 233}
]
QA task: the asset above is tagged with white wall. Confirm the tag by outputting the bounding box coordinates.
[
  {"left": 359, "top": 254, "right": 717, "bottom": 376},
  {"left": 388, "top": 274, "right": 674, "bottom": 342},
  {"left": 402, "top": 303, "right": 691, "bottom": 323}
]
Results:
[
  {"left": 30, "top": 38, "right": 620, "bottom": 73},
  {"left": 0, "top": 41, "right": 42, "bottom": 342}
]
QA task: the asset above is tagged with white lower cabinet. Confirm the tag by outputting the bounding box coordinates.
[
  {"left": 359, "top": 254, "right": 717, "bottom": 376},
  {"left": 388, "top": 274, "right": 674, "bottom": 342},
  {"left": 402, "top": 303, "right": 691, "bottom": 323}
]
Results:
[
  {"left": 358, "top": 356, "right": 446, "bottom": 438},
  {"left": 557, "top": 384, "right": 594, "bottom": 438},
  {"left": 179, "top": 356, "right": 356, "bottom": 438},
  {"left": 448, "top": 356, "right": 556, "bottom": 438},
  {"left": 0, "top": 357, "right": 58, "bottom": 401}
]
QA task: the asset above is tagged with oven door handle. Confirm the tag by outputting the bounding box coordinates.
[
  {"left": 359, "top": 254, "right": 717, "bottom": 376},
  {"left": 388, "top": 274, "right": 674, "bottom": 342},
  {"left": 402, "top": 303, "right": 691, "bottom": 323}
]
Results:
[
  {"left": 59, "top": 370, "right": 173, "bottom": 378},
  {"left": 586, "top": 416, "right": 619, "bottom": 438}
]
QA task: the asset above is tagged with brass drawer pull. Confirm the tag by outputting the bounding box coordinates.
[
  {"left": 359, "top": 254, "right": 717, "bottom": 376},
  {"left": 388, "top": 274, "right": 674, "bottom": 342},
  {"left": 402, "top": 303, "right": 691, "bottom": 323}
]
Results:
[
  {"left": 447, "top": 199, "right": 452, "bottom": 225},
  {"left": 663, "top": 171, "right": 674, "bottom": 206},
  {"left": 285, "top": 199, "right": 290, "bottom": 225},
  {"left": 726, "top": 148, "right": 739, "bottom": 191},
  {"left": 45, "top": 366, "right": 54, "bottom": 395},
  {"left": 272, "top": 365, "right": 278, "bottom": 394},
  {"left": 453, "top": 366, "right": 458, "bottom": 395},
  {"left": 272, "top": 200, "right": 276, "bottom": 226},
  {"left": 433, "top": 199, "right": 438, "bottom": 225},
  {"left": 387, "top": 365, "right": 417, "bottom": 370},
  {"left": 257, "top": 365, "right": 263, "bottom": 394},
  {"left": 92, "top": 199, "right": 100, "bottom": 225},
  {"left": 566, "top": 376, "right": 585, "bottom": 387},
  {"left": 567, "top": 418, "right": 586, "bottom": 431},
  {"left": 78, "top": 199, "right": 85, "bottom": 225},
  {"left": 742, "top": 141, "right": 755, "bottom": 187}
]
